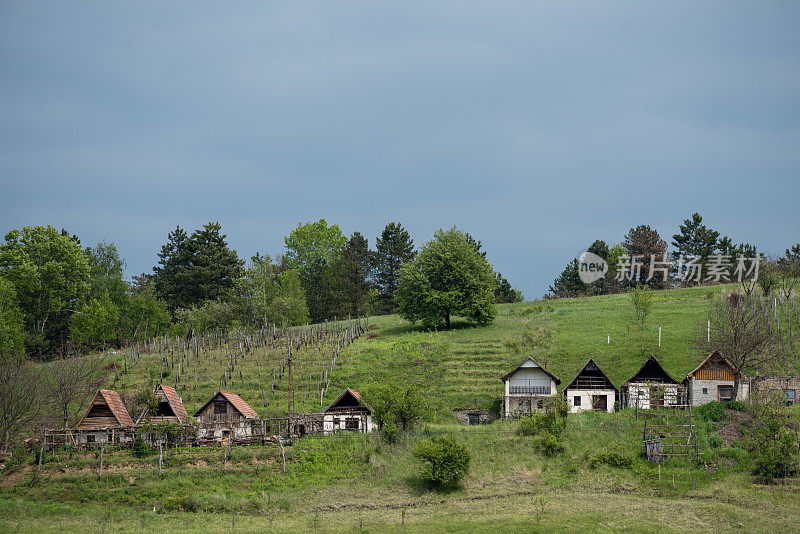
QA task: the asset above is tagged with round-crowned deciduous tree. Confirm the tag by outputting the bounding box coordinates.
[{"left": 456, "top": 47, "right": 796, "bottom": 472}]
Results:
[{"left": 396, "top": 227, "right": 496, "bottom": 330}]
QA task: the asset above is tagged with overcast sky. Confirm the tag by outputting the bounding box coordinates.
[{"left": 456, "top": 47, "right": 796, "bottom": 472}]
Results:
[{"left": 1, "top": 2, "right": 798, "bottom": 298}]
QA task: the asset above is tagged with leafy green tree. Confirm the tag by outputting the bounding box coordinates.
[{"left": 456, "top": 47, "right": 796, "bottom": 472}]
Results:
[
  {"left": 119, "top": 287, "right": 171, "bottom": 342},
  {"left": 374, "top": 222, "right": 416, "bottom": 311},
  {"left": 284, "top": 219, "right": 347, "bottom": 271},
  {"left": 0, "top": 278, "right": 25, "bottom": 361},
  {"left": 84, "top": 241, "right": 127, "bottom": 306},
  {"left": 284, "top": 219, "right": 346, "bottom": 322},
  {"left": 71, "top": 293, "right": 119, "bottom": 350},
  {"left": 238, "top": 254, "right": 308, "bottom": 326},
  {"left": 396, "top": 228, "right": 495, "bottom": 329},
  {"left": 332, "top": 232, "right": 373, "bottom": 316},
  {"left": 0, "top": 225, "right": 90, "bottom": 358}
]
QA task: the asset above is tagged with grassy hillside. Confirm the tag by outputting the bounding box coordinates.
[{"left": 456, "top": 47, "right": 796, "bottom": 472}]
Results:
[
  {"left": 85, "top": 284, "right": 729, "bottom": 421},
  {"left": 3, "top": 284, "right": 799, "bottom": 532}
]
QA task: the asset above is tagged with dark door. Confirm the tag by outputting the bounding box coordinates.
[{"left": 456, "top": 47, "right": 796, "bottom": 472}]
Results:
[
  {"left": 592, "top": 395, "right": 607, "bottom": 411},
  {"left": 468, "top": 413, "right": 480, "bottom": 426}
]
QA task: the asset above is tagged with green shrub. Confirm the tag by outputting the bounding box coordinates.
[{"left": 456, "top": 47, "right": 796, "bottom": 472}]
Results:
[
  {"left": 708, "top": 433, "right": 722, "bottom": 449},
  {"left": 752, "top": 427, "right": 799, "bottom": 480},
  {"left": 132, "top": 436, "right": 152, "bottom": 458},
  {"left": 382, "top": 421, "right": 398, "bottom": 444},
  {"left": 413, "top": 436, "right": 471, "bottom": 489},
  {"left": 517, "top": 399, "right": 567, "bottom": 437},
  {"left": 725, "top": 400, "right": 747, "bottom": 412},
  {"left": 532, "top": 433, "right": 565, "bottom": 457},
  {"left": 696, "top": 402, "right": 725, "bottom": 422},
  {"left": 589, "top": 450, "right": 633, "bottom": 469}
]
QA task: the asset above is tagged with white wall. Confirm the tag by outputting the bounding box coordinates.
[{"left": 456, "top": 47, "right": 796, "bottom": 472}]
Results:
[{"left": 565, "top": 389, "right": 616, "bottom": 413}]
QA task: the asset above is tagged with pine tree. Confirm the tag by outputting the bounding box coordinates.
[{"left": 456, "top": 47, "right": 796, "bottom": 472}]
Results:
[
  {"left": 374, "top": 222, "right": 416, "bottom": 310},
  {"left": 623, "top": 225, "right": 668, "bottom": 288},
  {"left": 333, "top": 232, "right": 373, "bottom": 316},
  {"left": 671, "top": 213, "right": 720, "bottom": 277}
]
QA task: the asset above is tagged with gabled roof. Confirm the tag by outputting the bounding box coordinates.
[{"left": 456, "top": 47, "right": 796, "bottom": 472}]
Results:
[
  {"left": 136, "top": 384, "right": 190, "bottom": 425},
  {"left": 563, "top": 358, "right": 619, "bottom": 392},
  {"left": 622, "top": 355, "right": 679, "bottom": 386},
  {"left": 686, "top": 351, "right": 740, "bottom": 379},
  {"left": 323, "top": 388, "right": 374, "bottom": 414},
  {"left": 79, "top": 389, "right": 134, "bottom": 428},
  {"left": 501, "top": 357, "right": 561, "bottom": 385},
  {"left": 193, "top": 391, "right": 259, "bottom": 419}
]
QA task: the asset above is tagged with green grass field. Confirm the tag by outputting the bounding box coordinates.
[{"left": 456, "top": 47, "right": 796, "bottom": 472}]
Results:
[{"left": 3, "top": 284, "right": 799, "bottom": 533}]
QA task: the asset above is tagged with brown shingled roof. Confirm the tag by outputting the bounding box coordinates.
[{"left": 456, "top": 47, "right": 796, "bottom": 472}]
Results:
[{"left": 323, "top": 388, "right": 375, "bottom": 414}]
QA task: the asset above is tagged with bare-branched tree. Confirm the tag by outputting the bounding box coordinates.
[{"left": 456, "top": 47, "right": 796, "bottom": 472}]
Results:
[
  {"left": 696, "top": 292, "right": 787, "bottom": 400},
  {"left": 47, "top": 357, "right": 102, "bottom": 429},
  {"left": 0, "top": 358, "right": 41, "bottom": 452}
]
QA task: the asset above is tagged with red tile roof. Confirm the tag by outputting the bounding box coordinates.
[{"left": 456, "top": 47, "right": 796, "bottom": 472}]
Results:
[
  {"left": 218, "top": 391, "right": 259, "bottom": 418},
  {"left": 100, "top": 390, "right": 134, "bottom": 427},
  {"left": 158, "top": 384, "right": 190, "bottom": 423}
]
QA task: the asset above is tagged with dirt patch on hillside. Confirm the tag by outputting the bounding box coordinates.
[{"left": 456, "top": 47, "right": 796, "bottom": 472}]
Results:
[{"left": 718, "top": 409, "right": 751, "bottom": 447}]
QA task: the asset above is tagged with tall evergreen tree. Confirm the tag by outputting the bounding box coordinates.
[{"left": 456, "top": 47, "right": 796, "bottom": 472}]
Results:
[
  {"left": 671, "top": 213, "right": 720, "bottom": 277},
  {"left": 374, "top": 222, "right": 416, "bottom": 310},
  {"left": 623, "top": 225, "right": 668, "bottom": 288},
  {"left": 153, "top": 223, "right": 244, "bottom": 313},
  {"left": 186, "top": 222, "right": 245, "bottom": 304},
  {"left": 333, "top": 232, "right": 373, "bottom": 317},
  {"left": 153, "top": 226, "right": 191, "bottom": 312}
]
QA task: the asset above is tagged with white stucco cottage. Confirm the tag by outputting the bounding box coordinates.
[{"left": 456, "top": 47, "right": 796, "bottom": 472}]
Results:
[
  {"left": 563, "top": 358, "right": 618, "bottom": 413},
  {"left": 501, "top": 357, "right": 560, "bottom": 417}
]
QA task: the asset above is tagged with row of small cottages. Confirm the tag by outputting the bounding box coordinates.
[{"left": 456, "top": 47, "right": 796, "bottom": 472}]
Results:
[
  {"left": 501, "top": 351, "right": 797, "bottom": 417},
  {"left": 70, "top": 385, "right": 376, "bottom": 445}
]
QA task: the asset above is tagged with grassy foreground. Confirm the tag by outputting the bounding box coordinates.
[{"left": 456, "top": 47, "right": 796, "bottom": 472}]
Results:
[{"left": 1, "top": 412, "right": 799, "bottom": 533}]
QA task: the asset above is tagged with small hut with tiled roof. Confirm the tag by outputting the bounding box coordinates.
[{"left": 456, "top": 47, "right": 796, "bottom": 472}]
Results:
[
  {"left": 74, "top": 389, "right": 135, "bottom": 445},
  {"left": 194, "top": 391, "right": 260, "bottom": 443},
  {"left": 136, "top": 384, "right": 190, "bottom": 426}
]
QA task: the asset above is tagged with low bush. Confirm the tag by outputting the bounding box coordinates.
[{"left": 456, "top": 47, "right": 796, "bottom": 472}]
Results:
[
  {"left": 132, "top": 436, "right": 152, "bottom": 458},
  {"left": 725, "top": 400, "right": 747, "bottom": 412},
  {"left": 752, "top": 427, "right": 799, "bottom": 480},
  {"left": 413, "top": 436, "right": 471, "bottom": 489},
  {"left": 708, "top": 432, "right": 722, "bottom": 449},
  {"left": 382, "top": 421, "right": 398, "bottom": 444},
  {"left": 589, "top": 450, "right": 632, "bottom": 469},
  {"left": 696, "top": 402, "right": 726, "bottom": 422},
  {"left": 532, "top": 433, "right": 565, "bottom": 457}
]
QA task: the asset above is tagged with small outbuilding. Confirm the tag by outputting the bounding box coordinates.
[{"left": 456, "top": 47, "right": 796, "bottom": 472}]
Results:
[
  {"left": 75, "top": 389, "right": 135, "bottom": 445},
  {"left": 136, "top": 384, "right": 190, "bottom": 425},
  {"left": 194, "top": 391, "right": 260, "bottom": 443},
  {"left": 563, "top": 358, "right": 618, "bottom": 413},
  {"left": 501, "top": 357, "right": 560, "bottom": 417},
  {"left": 622, "top": 355, "right": 684, "bottom": 409},
  {"left": 685, "top": 351, "right": 748, "bottom": 405},
  {"left": 320, "top": 388, "right": 377, "bottom": 434},
  {"left": 752, "top": 376, "right": 800, "bottom": 405}
]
